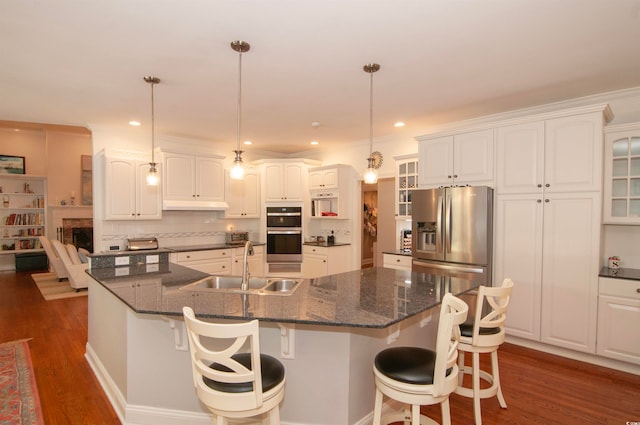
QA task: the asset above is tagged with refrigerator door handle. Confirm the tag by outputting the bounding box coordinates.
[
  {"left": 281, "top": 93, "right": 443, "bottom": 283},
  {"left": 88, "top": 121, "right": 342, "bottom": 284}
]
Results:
[
  {"left": 412, "top": 259, "right": 485, "bottom": 274},
  {"left": 436, "top": 194, "right": 443, "bottom": 254},
  {"left": 445, "top": 192, "right": 452, "bottom": 253}
]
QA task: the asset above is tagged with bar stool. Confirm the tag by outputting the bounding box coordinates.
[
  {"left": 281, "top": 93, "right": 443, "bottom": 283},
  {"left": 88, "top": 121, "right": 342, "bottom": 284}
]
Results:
[
  {"left": 454, "top": 278, "right": 514, "bottom": 425},
  {"left": 372, "top": 293, "right": 469, "bottom": 425},
  {"left": 182, "top": 307, "right": 286, "bottom": 425}
]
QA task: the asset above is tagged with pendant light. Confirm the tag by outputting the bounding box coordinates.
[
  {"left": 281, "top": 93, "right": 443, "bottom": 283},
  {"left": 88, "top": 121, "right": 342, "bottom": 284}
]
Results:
[
  {"left": 144, "top": 76, "right": 160, "bottom": 186},
  {"left": 363, "top": 63, "right": 380, "bottom": 184},
  {"left": 230, "top": 40, "right": 250, "bottom": 180}
]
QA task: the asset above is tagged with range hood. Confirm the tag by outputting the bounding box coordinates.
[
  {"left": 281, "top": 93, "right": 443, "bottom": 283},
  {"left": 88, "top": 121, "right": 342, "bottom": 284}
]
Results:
[{"left": 162, "top": 199, "right": 229, "bottom": 211}]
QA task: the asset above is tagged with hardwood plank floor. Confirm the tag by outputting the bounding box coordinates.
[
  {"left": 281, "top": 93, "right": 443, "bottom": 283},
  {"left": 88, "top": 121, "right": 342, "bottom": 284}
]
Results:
[{"left": 1, "top": 269, "right": 639, "bottom": 424}]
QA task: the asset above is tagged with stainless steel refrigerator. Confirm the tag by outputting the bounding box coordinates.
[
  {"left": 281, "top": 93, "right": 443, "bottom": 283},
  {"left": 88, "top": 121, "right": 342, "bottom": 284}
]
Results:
[{"left": 411, "top": 186, "right": 493, "bottom": 285}]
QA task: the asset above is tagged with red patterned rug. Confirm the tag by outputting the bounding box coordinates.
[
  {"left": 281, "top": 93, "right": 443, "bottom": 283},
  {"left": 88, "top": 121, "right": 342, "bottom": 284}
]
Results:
[{"left": 0, "top": 340, "right": 44, "bottom": 425}]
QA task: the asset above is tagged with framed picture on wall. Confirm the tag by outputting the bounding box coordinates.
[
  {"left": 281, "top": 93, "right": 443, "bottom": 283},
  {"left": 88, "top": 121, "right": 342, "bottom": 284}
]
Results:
[{"left": 0, "top": 155, "right": 25, "bottom": 174}]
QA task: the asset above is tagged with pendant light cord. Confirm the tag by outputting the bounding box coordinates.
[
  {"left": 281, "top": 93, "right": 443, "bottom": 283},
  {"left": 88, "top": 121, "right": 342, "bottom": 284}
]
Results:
[
  {"left": 236, "top": 49, "right": 243, "bottom": 152},
  {"left": 150, "top": 80, "right": 156, "bottom": 163},
  {"left": 369, "top": 69, "right": 374, "bottom": 158}
]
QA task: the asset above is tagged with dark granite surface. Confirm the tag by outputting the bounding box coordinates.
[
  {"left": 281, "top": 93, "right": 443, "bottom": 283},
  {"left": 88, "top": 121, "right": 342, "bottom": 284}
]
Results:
[
  {"left": 599, "top": 267, "right": 640, "bottom": 281},
  {"left": 87, "top": 265, "right": 480, "bottom": 329},
  {"left": 166, "top": 242, "right": 265, "bottom": 252},
  {"left": 383, "top": 250, "right": 412, "bottom": 256},
  {"left": 303, "top": 242, "right": 350, "bottom": 248}
]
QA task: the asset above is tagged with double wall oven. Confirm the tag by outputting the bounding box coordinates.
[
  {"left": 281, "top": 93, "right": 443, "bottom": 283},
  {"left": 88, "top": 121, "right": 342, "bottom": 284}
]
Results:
[{"left": 266, "top": 206, "right": 302, "bottom": 264}]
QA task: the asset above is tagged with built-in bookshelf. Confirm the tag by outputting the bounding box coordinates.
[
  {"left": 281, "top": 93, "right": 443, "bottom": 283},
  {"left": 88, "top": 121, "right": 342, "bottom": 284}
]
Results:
[{"left": 0, "top": 174, "right": 47, "bottom": 254}]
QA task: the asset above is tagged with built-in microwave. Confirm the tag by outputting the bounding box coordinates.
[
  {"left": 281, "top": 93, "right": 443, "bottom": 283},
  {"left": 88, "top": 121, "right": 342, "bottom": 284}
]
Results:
[{"left": 266, "top": 206, "right": 302, "bottom": 263}]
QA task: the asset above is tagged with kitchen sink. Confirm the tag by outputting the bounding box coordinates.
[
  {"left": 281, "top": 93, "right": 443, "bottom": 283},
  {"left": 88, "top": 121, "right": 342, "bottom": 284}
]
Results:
[{"left": 180, "top": 276, "right": 302, "bottom": 295}]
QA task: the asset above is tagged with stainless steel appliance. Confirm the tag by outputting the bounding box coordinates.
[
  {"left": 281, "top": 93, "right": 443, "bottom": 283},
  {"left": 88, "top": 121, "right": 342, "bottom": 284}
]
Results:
[
  {"left": 266, "top": 206, "right": 302, "bottom": 263},
  {"left": 126, "top": 237, "right": 159, "bottom": 251},
  {"left": 225, "top": 231, "right": 249, "bottom": 246},
  {"left": 411, "top": 186, "right": 493, "bottom": 284}
]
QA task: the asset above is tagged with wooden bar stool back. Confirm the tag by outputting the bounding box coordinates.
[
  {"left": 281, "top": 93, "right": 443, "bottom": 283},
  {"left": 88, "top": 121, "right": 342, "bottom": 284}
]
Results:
[
  {"left": 182, "top": 307, "right": 286, "bottom": 425},
  {"left": 454, "top": 278, "right": 514, "bottom": 425},
  {"left": 372, "top": 293, "right": 469, "bottom": 425}
]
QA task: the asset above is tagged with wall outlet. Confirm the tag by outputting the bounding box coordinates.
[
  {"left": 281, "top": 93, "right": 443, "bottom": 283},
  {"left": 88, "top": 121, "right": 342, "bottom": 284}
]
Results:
[
  {"left": 109, "top": 245, "right": 120, "bottom": 251},
  {"left": 115, "top": 256, "right": 130, "bottom": 266},
  {"left": 146, "top": 254, "right": 159, "bottom": 264}
]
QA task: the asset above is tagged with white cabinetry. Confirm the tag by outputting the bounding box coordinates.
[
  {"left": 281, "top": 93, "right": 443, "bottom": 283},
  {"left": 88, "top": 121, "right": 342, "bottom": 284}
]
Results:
[
  {"left": 303, "top": 245, "right": 351, "bottom": 278},
  {"left": 603, "top": 123, "right": 640, "bottom": 224},
  {"left": 225, "top": 169, "right": 260, "bottom": 218},
  {"left": 382, "top": 253, "right": 412, "bottom": 271},
  {"left": 170, "top": 249, "right": 232, "bottom": 274},
  {"left": 263, "top": 161, "right": 306, "bottom": 202},
  {"left": 417, "top": 129, "right": 494, "bottom": 188},
  {"left": 309, "top": 168, "right": 338, "bottom": 190},
  {"left": 494, "top": 109, "right": 608, "bottom": 354},
  {"left": 0, "top": 174, "right": 46, "bottom": 253},
  {"left": 162, "top": 151, "right": 226, "bottom": 209},
  {"left": 597, "top": 277, "right": 640, "bottom": 365},
  {"left": 395, "top": 156, "right": 418, "bottom": 218},
  {"left": 103, "top": 153, "right": 161, "bottom": 220},
  {"left": 232, "top": 245, "right": 264, "bottom": 277},
  {"left": 309, "top": 165, "right": 355, "bottom": 218}
]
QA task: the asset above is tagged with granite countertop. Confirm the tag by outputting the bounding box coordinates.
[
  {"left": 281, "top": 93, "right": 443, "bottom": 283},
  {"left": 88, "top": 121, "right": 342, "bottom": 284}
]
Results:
[
  {"left": 599, "top": 267, "right": 640, "bottom": 281},
  {"left": 383, "top": 250, "right": 412, "bottom": 256},
  {"left": 89, "top": 242, "right": 265, "bottom": 257},
  {"left": 303, "top": 241, "right": 350, "bottom": 248},
  {"left": 87, "top": 265, "right": 480, "bottom": 329}
]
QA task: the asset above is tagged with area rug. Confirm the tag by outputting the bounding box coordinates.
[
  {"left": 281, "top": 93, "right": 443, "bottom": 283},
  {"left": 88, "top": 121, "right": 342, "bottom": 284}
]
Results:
[
  {"left": 30, "top": 272, "right": 87, "bottom": 301},
  {"left": 0, "top": 339, "right": 44, "bottom": 425}
]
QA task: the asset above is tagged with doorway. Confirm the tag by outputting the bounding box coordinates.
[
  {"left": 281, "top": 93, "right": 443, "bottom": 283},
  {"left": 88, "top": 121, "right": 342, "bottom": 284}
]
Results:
[{"left": 361, "top": 178, "right": 395, "bottom": 268}]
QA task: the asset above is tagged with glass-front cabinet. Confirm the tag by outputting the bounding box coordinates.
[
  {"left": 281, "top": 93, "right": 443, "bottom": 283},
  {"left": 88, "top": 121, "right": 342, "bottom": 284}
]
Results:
[
  {"left": 604, "top": 123, "right": 640, "bottom": 224},
  {"left": 395, "top": 155, "right": 418, "bottom": 218}
]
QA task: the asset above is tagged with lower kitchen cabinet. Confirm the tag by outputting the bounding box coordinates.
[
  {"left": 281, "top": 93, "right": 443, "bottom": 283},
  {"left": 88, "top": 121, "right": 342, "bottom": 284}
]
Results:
[
  {"left": 232, "top": 245, "right": 264, "bottom": 277},
  {"left": 303, "top": 245, "right": 351, "bottom": 279},
  {"left": 597, "top": 277, "right": 640, "bottom": 365},
  {"left": 494, "top": 192, "right": 600, "bottom": 353},
  {"left": 382, "top": 253, "right": 412, "bottom": 271},
  {"left": 170, "top": 249, "right": 232, "bottom": 275}
]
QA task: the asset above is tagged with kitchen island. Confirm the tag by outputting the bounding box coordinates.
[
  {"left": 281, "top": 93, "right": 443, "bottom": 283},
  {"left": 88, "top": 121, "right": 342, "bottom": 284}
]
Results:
[{"left": 85, "top": 263, "right": 480, "bottom": 425}]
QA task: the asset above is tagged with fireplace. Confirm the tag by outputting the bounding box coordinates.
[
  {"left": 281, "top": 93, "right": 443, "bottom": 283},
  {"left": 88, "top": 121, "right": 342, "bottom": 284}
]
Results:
[{"left": 61, "top": 218, "right": 93, "bottom": 252}]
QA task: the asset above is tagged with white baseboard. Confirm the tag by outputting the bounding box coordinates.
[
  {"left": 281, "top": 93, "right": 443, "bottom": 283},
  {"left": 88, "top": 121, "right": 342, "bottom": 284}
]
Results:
[{"left": 506, "top": 336, "right": 640, "bottom": 376}]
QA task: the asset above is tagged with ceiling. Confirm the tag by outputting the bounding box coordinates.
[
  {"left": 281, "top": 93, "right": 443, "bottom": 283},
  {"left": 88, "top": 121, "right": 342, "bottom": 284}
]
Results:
[{"left": 2, "top": 0, "right": 640, "bottom": 155}]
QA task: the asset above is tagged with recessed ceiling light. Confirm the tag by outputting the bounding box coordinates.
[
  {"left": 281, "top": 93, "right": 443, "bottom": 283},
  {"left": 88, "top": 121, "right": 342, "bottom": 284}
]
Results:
[
  {"left": 243, "top": 140, "right": 252, "bottom": 145},
  {"left": 394, "top": 122, "right": 405, "bottom": 127},
  {"left": 129, "top": 120, "right": 141, "bottom": 126},
  {"left": 310, "top": 141, "right": 319, "bottom": 145}
]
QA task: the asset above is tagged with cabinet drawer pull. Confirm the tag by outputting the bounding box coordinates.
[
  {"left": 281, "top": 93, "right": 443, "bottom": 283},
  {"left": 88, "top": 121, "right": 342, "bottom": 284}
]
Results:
[{"left": 636, "top": 288, "right": 640, "bottom": 293}]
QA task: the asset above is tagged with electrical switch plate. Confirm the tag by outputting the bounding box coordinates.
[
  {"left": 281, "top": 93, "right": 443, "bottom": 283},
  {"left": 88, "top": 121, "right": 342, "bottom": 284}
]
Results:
[
  {"left": 146, "top": 254, "right": 159, "bottom": 264},
  {"left": 115, "top": 256, "right": 130, "bottom": 266}
]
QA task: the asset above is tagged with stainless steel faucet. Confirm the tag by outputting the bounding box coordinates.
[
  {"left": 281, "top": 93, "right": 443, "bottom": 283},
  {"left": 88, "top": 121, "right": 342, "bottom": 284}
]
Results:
[{"left": 241, "top": 240, "right": 254, "bottom": 291}]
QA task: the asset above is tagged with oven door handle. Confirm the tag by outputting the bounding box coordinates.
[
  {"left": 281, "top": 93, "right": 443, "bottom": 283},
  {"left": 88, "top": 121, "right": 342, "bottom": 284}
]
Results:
[{"left": 267, "top": 230, "right": 302, "bottom": 235}]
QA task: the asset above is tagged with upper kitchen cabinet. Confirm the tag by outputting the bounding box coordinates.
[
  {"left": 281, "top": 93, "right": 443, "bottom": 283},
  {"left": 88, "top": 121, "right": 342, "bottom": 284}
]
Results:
[
  {"left": 496, "top": 109, "right": 609, "bottom": 195},
  {"left": 308, "top": 164, "right": 356, "bottom": 219},
  {"left": 262, "top": 160, "right": 308, "bottom": 202},
  {"left": 225, "top": 168, "right": 260, "bottom": 218},
  {"left": 417, "top": 128, "right": 494, "bottom": 188},
  {"left": 603, "top": 123, "right": 640, "bottom": 224},
  {"left": 103, "top": 151, "right": 162, "bottom": 221},
  {"left": 161, "top": 151, "right": 227, "bottom": 210},
  {"left": 309, "top": 168, "right": 338, "bottom": 190},
  {"left": 395, "top": 155, "right": 418, "bottom": 218}
]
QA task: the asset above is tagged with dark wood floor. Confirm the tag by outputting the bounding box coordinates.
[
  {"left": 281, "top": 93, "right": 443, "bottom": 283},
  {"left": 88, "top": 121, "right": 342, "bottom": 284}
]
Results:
[{"left": 1, "top": 269, "right": 639, "bottom": 424}]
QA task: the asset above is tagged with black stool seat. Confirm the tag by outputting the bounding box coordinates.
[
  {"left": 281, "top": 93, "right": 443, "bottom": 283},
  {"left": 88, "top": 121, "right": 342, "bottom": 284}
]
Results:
[
  {"left": 460, "top": 323, "right": 500, "bottom": 337},
  {"left": 375, "top": 347, "right": 451, "bottom": 385},
  {"left": 205, "top": 353, "right": 285, "bottom": 393}
]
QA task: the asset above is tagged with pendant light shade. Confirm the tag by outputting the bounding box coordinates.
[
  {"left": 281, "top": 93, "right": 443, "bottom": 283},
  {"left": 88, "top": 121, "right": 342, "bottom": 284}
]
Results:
[
  {"left": 363, "top": 63, "right": 380, "bottom": 184},
  {"left": 230, "top": 40, "right": 250, "bottom": 180},
  {"left": 144, "top": 76, "right": 160, "bottom": 186}
]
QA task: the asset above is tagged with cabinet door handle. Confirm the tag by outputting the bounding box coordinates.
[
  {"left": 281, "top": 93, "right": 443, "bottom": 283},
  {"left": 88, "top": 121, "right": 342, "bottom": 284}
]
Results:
[
  {"left": 447, "top": 175, "right": 452, "bottom": 179},
  {"left": 453, "top": 174, "right": 458, "bottom": 178},
  {"left": 545, "top": 199, "right": 550, "bottom": 203},
  {"left": 636, "top": 288, "right": 640, "bottom": 293},
  {"left": 545, "top": 183, "right": 550, "bottom": 187},
  {"left": 537, "top": 184, "right": 542, "bottom": 188},
  {"left": 537, "top": 199, "right": 542, "bottom": 203}
]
